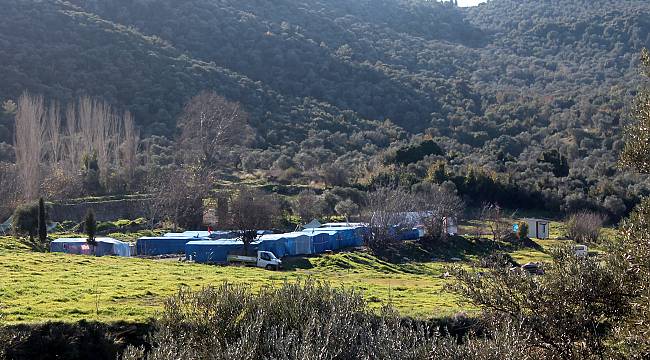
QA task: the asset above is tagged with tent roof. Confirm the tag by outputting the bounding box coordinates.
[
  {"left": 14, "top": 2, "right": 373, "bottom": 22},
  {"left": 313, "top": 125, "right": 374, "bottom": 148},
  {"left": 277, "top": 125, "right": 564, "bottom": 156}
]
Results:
[
  {"left": 186, "top": 239, "right": 255, "bottom": 246},
  {"left": 321, "top": 222, "right": 367, "bottom": 228},
  {"left": 51, "top": 237, "right": 126, "bottom": 245},
  {"left": 259, "top": 232, "right": 310, "bottom": 241},
  {"left": 300, "top": 229, "right": 338, "bottom": 235}
]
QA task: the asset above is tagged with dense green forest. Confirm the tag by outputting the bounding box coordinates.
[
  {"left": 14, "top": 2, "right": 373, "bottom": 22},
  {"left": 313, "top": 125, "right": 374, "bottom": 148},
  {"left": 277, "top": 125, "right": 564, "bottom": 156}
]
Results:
[{"left": 1, "top": 0, "right": 650, "bottom": 219}]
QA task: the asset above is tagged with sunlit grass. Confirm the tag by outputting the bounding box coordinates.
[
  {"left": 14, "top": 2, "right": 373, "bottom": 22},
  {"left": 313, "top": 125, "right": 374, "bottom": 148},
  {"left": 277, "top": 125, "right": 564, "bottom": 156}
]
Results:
[{"left": 0, "top": 231, "right": 567, "bottom": 324}]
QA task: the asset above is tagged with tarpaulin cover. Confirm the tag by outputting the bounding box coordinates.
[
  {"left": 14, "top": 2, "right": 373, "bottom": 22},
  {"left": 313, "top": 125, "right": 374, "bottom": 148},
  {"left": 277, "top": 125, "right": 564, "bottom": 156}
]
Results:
[
  {"left": 303, "top": 227, "right": 366, "bottom": 249},
  {"left": 185, "top": 239, "right": 250, "bottom": 264},
  {"left": 50, "top": 237, "right": 131, "bottom": 257},
  {"left": 166, "top": 230, "right": 239, "bottom": 239},
  {"left": 136, "top": 236, "right": 195, "bottom": 256}
]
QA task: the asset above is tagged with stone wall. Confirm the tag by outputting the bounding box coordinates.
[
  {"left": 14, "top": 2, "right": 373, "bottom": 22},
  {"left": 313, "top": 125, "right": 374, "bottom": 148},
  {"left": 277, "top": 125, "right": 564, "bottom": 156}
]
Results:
[{"left": 49, "top": 198, "right": 153, "bottom": 222}]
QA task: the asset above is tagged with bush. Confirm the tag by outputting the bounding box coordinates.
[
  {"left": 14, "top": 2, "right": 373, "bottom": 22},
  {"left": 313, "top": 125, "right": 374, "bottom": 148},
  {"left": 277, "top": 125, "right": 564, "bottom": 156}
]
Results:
[
  {"left": 123, "top": 281, "right": 533, "bottom": 360},
  {"left": 565, "top": 211, "right": 604, "bottom": 243},
  {"left": 517, "top": 221, "right": 528, "bottom": 240}
]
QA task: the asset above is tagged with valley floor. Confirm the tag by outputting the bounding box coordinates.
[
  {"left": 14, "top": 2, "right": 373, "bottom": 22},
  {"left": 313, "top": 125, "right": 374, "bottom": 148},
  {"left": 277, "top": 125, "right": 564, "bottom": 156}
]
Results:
[{"left": 0, "top": 235, "right": 560, "bottom": 323}]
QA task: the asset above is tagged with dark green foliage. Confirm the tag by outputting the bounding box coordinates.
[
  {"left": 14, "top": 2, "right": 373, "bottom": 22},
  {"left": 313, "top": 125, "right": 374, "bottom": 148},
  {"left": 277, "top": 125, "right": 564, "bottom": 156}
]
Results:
[
  {"left": 621, "top": 49, "right": 650, "bottom": 173},
  {"left": 516, "top": 221, "right": 528, "bottom": 240},
  {"left": 539, "top": 150, "right": 569, "bottom": 177},
  {"left": 390, "top": 140, "right": 444, "bottom": 165},
  {"left": 84, "top": 210, "right": 97, "bottom": 246},
  {"left": 0, "top": 0, "right": 650, "bottom": 217},
  {"left": 37, "top": 197, "right": 47, "bottom": 245},
  {"left": 12, "top": 201, "right": 49, "bottom": 251},
  {"left": 12, "top": 203, "right": 39, "bottom": 240},
  {"left": 451, "top": 245, "right": 641, "bottom": 359},
  {"left": 1, "top": 321, "right": 152, "bottom": 360}
]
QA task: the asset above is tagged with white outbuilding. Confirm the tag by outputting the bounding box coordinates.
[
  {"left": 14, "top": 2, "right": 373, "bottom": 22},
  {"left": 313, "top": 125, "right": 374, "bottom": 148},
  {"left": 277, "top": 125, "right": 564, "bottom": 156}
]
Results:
[{"left": 524, "top": 218, "right": 550, "bottom": 239}]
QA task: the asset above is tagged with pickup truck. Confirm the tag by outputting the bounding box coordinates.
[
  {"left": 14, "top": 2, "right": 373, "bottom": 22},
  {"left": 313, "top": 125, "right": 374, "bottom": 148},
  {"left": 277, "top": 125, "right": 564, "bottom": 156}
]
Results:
[{"left": 227, "top": 251, "right": 282, "bottom": 270}]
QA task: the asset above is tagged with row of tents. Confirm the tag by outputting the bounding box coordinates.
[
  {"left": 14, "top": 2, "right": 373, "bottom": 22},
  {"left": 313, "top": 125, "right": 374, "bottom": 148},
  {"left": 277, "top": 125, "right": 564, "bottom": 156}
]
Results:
[
  {"left": 48, "top": 219, "right": 444, "bottom": 262},
  {"left": 159, "top": 224, "right": 368, "bottom": 263}
]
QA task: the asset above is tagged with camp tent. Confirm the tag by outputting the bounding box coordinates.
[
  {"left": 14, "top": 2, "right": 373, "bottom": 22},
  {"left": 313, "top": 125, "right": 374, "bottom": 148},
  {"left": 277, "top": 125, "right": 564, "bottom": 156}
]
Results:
[
  {"left": 304, "top": 230, "right": 338, "bottom": 253},
  {"left": 50, "top": 237, "right": 131, "bottom": 257},
  {"left": 258, "top": 232, "right": 312, "bottom": 257},
  {"left": 185, "top": 239, "right": 249, "bottom": 264},
  {"left": 136, "top": 236, "right": 196, "bottom": 256},
  {"left": 165, "top": 230, "right": 239, "bottom": 239}
]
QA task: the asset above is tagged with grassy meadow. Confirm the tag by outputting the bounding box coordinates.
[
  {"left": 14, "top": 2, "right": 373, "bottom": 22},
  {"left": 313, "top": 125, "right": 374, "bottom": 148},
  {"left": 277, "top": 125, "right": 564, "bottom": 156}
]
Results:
[{"left": 0, "top": 230, "right": 569, "bottom": 324}]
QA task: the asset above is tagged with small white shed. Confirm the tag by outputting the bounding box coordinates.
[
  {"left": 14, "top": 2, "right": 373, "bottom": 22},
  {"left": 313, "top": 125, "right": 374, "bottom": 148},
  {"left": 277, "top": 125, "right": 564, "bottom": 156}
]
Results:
[{"left": 525, "top": 218, "right": 550, "bottom": 239}]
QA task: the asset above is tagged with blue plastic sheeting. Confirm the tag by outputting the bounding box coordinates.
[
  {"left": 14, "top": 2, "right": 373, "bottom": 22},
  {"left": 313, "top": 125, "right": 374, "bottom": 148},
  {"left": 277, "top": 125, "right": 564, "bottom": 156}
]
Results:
[
  {"left": 398, "top": 228, "right": 421, "bottom": 241},
  {"left": 50, "top": 237, "right": 131, "bottom": 257},
  {"left": 321, "top": 222, "right": 367, "bottom": 228},
  {"left": 305, "top": 230, "right": 338, "bottom": 253},
  {"left": 166, "top": 230, "right": 239, "bottom": 239},
  {"left": 258, "top": 232, "right": 312, "bottom": 257},
  {"left": 185, "top": 240, "right": 250, "bottom": 264},
  {"left": 301, "top": 226, "right": 367, "bottom": 250},
  {"left": 137, "top": 236, "right": 196, "bottom": 256}
]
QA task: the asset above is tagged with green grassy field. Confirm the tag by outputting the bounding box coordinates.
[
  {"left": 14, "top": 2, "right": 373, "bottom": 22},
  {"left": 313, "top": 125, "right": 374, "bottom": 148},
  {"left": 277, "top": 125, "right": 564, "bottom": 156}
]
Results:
[{"left": 0, "top": 232, "right": 566, "bottom": 324}]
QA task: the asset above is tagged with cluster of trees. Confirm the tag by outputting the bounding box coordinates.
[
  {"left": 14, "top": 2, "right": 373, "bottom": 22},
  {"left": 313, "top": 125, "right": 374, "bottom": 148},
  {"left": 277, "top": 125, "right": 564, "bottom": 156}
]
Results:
[
  {"left": 10, "top": 93, "right": 140, "bottom": 201},
  {"left": 122, "top": 46, "right": 650, "bottom": 359},
  {"left": 1, "top": 0, "right": 650, "bottom": 220}
]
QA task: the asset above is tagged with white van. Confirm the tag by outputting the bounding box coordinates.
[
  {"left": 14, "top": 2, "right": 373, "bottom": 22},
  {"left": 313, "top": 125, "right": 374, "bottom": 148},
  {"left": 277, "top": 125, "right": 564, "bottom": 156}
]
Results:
[{"left": 574, "top": 244, "right": 588, "bottom": 258}]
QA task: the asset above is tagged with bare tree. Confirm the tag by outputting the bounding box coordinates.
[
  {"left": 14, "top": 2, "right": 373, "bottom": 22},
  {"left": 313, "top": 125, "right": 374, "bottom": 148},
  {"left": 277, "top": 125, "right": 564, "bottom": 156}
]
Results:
[
  {"left": 65, "top": 102, "right": 81, "bottom": 173},
  {"left": 480, "top": 203, "right": 510, "bottom": 242},
  {"left": 178, "top": 91, "right": 250, "bottom": 168},
  {"left": 417, "top": 183, "right": 464, "bottom": 243},
  {"left": 225, "top": 186, "right": 280, "bottom": 255},
  {"left": 46, "top": 100, "right": 63, "bottom": 164},
  {"left": 363, "top": 186, "right": 416, "bottom": 248},
  {"left": 148, "top": 166, "right": 208, "bottom": 231},
  {"left": 565, "top": 211, "right": 604, "bottom": 243},
  {"left": 14, "top": 92, "right": 45, "bottom": 200},
  {"left": 121, "top": 111, "right": 139, "bottom": 189},
  {"left": 13, "top": 93, "right": 141, "bottom": 199}
]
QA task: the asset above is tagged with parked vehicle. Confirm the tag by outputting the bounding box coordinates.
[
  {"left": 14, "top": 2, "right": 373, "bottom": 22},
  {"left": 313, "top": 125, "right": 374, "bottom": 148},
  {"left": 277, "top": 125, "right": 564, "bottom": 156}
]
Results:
[
  {"left": 521, "top": 262, "right": 544, "bottom": 275},
  {"left": 574, "top": 244, "right": 588, "bottom": 258},
  {"left": 227, "top": 251, "right": 282, "bottom": 270}
]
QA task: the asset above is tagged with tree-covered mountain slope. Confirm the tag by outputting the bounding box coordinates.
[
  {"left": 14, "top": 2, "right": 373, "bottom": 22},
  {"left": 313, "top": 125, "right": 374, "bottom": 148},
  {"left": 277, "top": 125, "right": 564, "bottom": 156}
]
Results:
[{"left": 1, "top": 0, "right": 650, "bottom": 215}]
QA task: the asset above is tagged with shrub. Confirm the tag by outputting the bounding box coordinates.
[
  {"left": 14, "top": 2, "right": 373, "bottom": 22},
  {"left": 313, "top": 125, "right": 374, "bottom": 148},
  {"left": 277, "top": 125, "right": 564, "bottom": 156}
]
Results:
[
  {"left": 517, "top": 221, "right": 528, "bottom": 240},
  {"left": 565, "top": 211, "right": 604, "bottom": 243},
  {"left": 85, "top": 210, "right": 97, "bottom": 246},
  {"left": 122, "top": 281, "right": 535, "bottom": 360}
]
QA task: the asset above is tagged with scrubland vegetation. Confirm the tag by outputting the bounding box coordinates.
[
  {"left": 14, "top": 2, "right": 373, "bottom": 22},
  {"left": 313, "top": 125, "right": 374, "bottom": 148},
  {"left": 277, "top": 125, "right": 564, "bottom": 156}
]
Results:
[{"left": 1, "top": 0, "right": 650, "bottom": 358}]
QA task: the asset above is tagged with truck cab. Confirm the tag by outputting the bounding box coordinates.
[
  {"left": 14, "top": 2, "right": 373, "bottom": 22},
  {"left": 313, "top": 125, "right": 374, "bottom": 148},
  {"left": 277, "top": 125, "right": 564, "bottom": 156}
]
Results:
[
  {"left": 257, "top": 251, "right": 282, "bottom": 270},
  {"left": 227, "top": 251, "right": 282, "bottom": 270}
]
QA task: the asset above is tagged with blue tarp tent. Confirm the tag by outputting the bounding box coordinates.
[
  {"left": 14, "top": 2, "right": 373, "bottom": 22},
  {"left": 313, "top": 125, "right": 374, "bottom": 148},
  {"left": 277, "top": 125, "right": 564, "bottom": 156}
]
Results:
[
  {"left": 166, "top": 230, "right": 239, "bottom": 239},
  {"left": 50, "top": 237, "right": 131, "bottom": 257},
  {"left": 282, "top": 232, "right": 312, "bottom": 255},
  {"left": 397, "top": 228, "right": 421, "bottom": 241},
  {"left": 185, "top": 239, "right": 249, "bottom": 264},
  {"left": 305, "top": 227, "right": 366, "bottom": 249},
  {"left": 304, "top": 230, "right": 337, "bottom": 253},
  {"left": 258, "top": 233, "right": 290, "bottom": 257},
  {"left": 136, "top": 236, "right": 196, "bottom": 256}
]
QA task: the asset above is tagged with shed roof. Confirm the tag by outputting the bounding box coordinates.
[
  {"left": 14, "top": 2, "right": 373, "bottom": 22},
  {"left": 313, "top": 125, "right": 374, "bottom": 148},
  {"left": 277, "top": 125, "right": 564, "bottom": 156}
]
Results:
[
  {"left": 52, "top": 237, "right": 125, "bottom": 245},
  {"left": 186, "top": 239, "right": 256, "bottom": 246}
]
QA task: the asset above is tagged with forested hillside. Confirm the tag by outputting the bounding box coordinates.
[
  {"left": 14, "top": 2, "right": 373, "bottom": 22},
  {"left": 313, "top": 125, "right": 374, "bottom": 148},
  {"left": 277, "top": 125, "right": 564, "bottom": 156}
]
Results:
[{"left": 1, "top": 0, "right": 650, "bottom": 218}]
